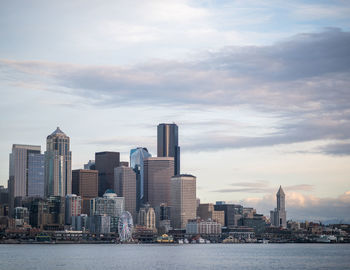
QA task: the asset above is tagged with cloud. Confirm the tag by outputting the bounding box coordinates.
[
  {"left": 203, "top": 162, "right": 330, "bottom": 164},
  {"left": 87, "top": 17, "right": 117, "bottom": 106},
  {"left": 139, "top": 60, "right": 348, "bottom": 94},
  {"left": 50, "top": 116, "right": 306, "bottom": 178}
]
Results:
[
  {"left": 319, "top": 142, "right": 350, "bottom": 156},
  {"left": 236, "top": 190, "right": 350, "bottom": 223},
  {"left": 213, "top": 182, "right": 313, "bottom": 194},
  {"left": 285, "top": 184, "right": 314, "bottom": 192},
  {"left": 1, "top": 28, "right": 350, "bottom": 153},
  {"left": 214, "top": 188, "right": 269, "bottom": 194},
  {"left": 85, "top": 136, "right": 155, "bottom": 149}
]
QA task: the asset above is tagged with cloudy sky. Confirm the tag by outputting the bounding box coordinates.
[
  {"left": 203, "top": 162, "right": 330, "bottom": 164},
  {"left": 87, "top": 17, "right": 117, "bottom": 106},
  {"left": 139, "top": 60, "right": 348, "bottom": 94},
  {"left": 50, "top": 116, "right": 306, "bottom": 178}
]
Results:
[{"left": 1, "top": 0, "right": 350, "bottom": 223}]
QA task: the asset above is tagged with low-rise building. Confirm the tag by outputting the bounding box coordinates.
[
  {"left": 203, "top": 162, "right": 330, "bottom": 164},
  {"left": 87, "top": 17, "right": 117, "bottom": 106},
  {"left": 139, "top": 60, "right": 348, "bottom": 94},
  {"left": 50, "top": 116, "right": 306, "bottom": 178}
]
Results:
[
  {"left": 186, "top": 219, "right": 222, "bottom": 235},
  {"left": 197, "top": 203, "right": 224, "bottom": 226}
]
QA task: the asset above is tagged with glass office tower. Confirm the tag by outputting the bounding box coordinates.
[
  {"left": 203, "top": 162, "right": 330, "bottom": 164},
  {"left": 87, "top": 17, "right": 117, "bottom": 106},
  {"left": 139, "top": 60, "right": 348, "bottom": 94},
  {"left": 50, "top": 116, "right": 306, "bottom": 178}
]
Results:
[
  {"left": 130, "top": 147, "right": 151, "bottom": 210},
  {"left": 45, "top": 127, "right": 72, "bottom": 197},
  {"left": 27, "top": 152, "right": 45, "bottom": 197}
]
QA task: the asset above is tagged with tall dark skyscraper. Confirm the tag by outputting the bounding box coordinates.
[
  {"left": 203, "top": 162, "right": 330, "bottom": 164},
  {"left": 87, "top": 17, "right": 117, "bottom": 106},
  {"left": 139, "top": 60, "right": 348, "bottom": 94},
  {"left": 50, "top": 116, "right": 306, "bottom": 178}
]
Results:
[
  {"left": 157, "top": 123, "right": 180, "bottom": 176},
  {"left": 95, "top": 151, "right": 120, "bottom": 196}
]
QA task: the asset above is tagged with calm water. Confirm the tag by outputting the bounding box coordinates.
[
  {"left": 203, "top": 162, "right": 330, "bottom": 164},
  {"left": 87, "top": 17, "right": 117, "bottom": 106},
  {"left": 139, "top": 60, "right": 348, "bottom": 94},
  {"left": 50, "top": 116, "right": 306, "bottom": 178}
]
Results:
[{"left": 1, "top": 244, "right": 350, "bottom": 270}]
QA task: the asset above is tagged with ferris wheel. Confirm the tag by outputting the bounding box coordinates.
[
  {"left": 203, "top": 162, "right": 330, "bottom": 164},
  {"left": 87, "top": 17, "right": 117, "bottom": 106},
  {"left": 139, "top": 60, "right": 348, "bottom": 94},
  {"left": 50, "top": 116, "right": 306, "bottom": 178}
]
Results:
[{"left": 118, "top": 211, "right": 134, "bottom": 242}]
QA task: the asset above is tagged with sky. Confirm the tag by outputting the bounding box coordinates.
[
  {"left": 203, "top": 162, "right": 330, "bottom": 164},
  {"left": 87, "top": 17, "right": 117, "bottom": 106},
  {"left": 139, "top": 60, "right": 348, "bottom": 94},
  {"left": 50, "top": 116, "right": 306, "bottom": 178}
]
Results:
[{"left": 1, "top": 0, "right": 350, "bottom": 223}]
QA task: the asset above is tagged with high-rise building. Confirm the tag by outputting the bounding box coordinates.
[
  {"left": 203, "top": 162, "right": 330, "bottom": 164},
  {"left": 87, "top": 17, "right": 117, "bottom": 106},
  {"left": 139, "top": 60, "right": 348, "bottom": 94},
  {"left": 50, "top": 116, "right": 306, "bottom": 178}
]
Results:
[
  {"left": 72, "top": 170, "right": 98, "bottom": 198},
  {"left": 155, "top": 203, "right": 171, "bottom": 233},
  {"left": 130, "top": 147, "right": 152, "bottom": 209},
  {"left": 65, "top": 194, "right": 82, "bottom": 225},
  {"left": 46, "top": 196, "right": 65, "bottom": 229},
  {"left": 72, "top": 169, "right": 98, "bottom": 214},
  {"left": 89, "top": 215, "right": 110, "bottom": 234},
  {"left": 95, "top": 152, "right": 120, "bottom": 196},
  {"left": 270, "top": 186, "right": 287, "bottom": 228},
  {"left": 9, "top": 144, "right": 44, "bottom": 216},
  {"left": 144, "top": 157, "right": 174, "bottom": 208},
  {"left": 157, "top": 123, "right": 180, "bottom": 176},
  {"left": 197, "top": 203, "right": 225, "bottom": 226},
  {"left": 170, "top": 174, "right": 196, "bottom": 229},
  {"left": 120, "top": 161, "right": 129, "bottom": 167},
  {"left": 22, "top": 197, "right": 48, "bottom": 229},
  {"left": 90, "top": 190, "right": 124, "bottom": 232},
  {"left": 71, "top": 214, "right": 88, "bottom": 231},
  {"left": 27, "top": 152, "right": 45, "bottom": 197},
  {"left": 138, "top": 203, "right": 156, "bottom": 229},
  {"left": 214, "top": 203, "right": 243, "bottom": 227},
  {"left": 0, "top": 186, "right": 9, "bottom": 217},
  {"left": 45, "top": 127, "right": 72, "bottom": 197},
  {"left": 14, "top": 206, "right": 29, "bottom": 226},
  {"left": 114, "top": 166, "right": 137, "bottom": 220},
  {"left": 83, "top": 160, "right": 95, "bottom": 170}
]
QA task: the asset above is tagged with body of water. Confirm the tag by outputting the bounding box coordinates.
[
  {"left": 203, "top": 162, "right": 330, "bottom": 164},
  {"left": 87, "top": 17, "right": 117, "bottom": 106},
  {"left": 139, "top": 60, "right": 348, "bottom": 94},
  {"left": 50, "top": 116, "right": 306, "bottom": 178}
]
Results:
[{"left": 1, "top": 243, "right": 349, "bottom": 270}]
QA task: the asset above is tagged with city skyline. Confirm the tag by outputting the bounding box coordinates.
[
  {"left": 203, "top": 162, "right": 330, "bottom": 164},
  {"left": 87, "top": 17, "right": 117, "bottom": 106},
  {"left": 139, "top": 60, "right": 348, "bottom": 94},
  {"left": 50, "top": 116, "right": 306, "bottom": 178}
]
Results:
[{"left": 1, "top": 1, "right": 350, "bottom": 223}]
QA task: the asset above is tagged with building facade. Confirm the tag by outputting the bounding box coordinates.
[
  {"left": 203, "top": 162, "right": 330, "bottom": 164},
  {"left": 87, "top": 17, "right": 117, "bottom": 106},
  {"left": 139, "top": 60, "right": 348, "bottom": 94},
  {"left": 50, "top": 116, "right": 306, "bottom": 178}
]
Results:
[
  {"left": 95, "top": 151, "right": 120, "bottom": 196},
  {"left": 27, "top": 151, "right": 45, "bottom": 197},
  {"left": 157, "top": 123, "right": 180, "bottom": 176},
  {"left": 89, "top": 215, "right": 111, "bottom": 234},
  {"left": 83, "top": 160, "right": 95, "bottom": 170},
  {"left": 114, "top": 166, "right": 137, "bottom": 220},
  {"left": 214, "top": 203, "right": 243, "bottom": 227},
  {"left": 45, "top": 127, "right": 72, "bottom": 197},
  {"left": 138, "top": 204, "right": 156, "bottom": 229},
  {"left": 197, "top": 203, "right": 225, "bottom": 226},
  {"left": 65, "top": 194, "right": 82, "bottom": 225},
  {"left": 90, "top": 190, "right": 124, "bottom": 232},
  {"left": 45, "top": 196, "right": 65, "bottom": 230},
  {"left": 130, "top": 147, "right": 151, "bottom": 210},
  {"left": 72, "top": 169, "right": 98, "bottom": 214},
  {"left": 186, "top": 219, "right": 222, "bottom": 235},
  {"left": 9, "top": 144, "right": 44, "bottom": 216},
  {"left": 144, "top": 157, "right": 174, "bottom": 208},
  {"left": 270, "top": 186, "right": 287, "bottom": 228},
  {"left": 170, "top": 174, "right": 196, "bottom": 229}
]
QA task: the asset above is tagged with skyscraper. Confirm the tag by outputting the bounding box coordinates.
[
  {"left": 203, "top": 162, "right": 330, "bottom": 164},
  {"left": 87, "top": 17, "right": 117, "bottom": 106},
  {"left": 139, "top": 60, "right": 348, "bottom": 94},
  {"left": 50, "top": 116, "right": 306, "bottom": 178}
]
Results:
[
  {"left": 72, "top": 170, "right": 98, "bottom": 198},
  {"left": 45, "top": 127, "right": 72, "bottom": 197},
  {"left": 95, "top": 151, "right": 120, "bottom": 196},
  {"left": 270, "top": 186, "right": 287, "bottom": 228},
  {"left": 143, "top": 157, "right": 174, "bottom": 208},
  {"left": 114, "top": 166, "right": 137, "bottom": 220},
  {"left": 27, "top": 151, "right": 45, "bottom": 197},
  {"left": 130, "top": 147, "right": 151, "bottom": 209},
  {"left": 9, "top": 144, "right": 44, "bottom": 215},
  {"left": 170, "top": 174, "right": 196, "bottom": 229},
  {"left": 157, "top": 123, "right": 180, "bottom": 176}
]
